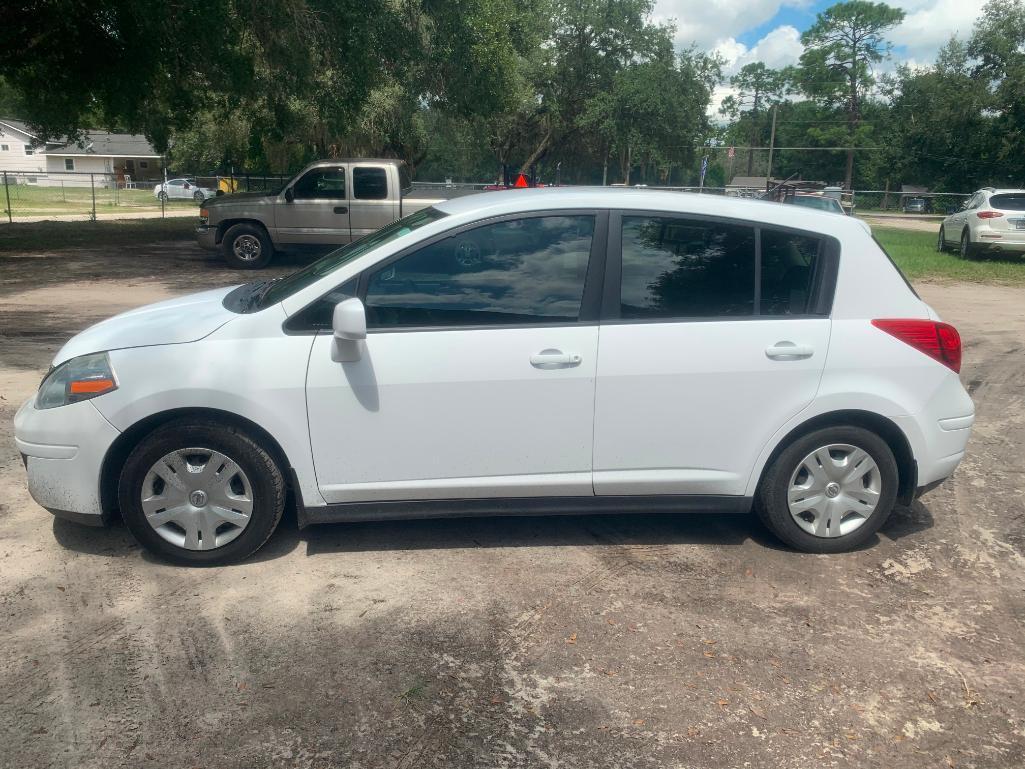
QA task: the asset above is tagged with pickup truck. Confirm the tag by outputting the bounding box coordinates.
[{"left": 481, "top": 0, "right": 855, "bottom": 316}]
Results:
[{"left": 196, "top": 159, "right": 446, "bottom": 268}]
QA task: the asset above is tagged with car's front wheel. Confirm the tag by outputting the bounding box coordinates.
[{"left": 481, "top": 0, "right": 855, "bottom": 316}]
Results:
[
  {"left": 118, "top": 418, "right": 286, "bottom": 565},
  {"left": 756, "top": 426, "right": 898, "bottom": 553},
  {"left": 222, "top": 223, "right": 274, "bottom": 269}
]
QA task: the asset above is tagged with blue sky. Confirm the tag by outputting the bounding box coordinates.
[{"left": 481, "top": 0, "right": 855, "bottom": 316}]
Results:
[{"left": 650, "top": 1, "right": 989, "bottom": 113}]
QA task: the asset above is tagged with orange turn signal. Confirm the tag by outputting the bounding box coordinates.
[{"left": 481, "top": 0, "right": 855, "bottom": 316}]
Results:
[{"left": 69, "top": 378, "right": 116, "bottom": 395}]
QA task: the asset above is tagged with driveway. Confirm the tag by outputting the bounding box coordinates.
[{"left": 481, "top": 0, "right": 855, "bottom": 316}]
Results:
[{"left": 1, "top": 239, "right": 1023, "bottom": 768}]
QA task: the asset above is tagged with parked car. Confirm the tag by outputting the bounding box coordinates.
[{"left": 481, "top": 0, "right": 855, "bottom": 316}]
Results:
[
  {"left": 15, "top": 189, "right": 973, "bottom": 565},
  {"left": 902, "top": 197, "right": 927, "bottom": 214},
  {"left": 938, "top": 188, "right": 1025, "bottom": 257},
  {"left": 784, "top": 194, "right": 845, "bottom": 215},
  {"left": 196, "top": 159, "right": 446, "bottom": 269},
  {"left": 154, "top": 178, "right": 215, "bottom": 204}
]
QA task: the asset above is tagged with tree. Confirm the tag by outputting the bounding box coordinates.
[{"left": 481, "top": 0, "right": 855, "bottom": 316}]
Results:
[
  {"left": 797, "top": 1, "right": 904, "bottom": 189},
  {"left": 720, "top": 63, "right": 789, "bottom": 175}
]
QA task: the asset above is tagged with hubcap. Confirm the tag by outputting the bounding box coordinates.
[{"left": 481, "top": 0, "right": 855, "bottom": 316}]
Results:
[
  {"left": 140, "top": 448, "right": 254, "bottom": 551},
  {"left": 233, "top": 234, "right": 262, "bottom": 261},
  {"left": 787, "top": 443, "right": 881, "bottom": 538}
]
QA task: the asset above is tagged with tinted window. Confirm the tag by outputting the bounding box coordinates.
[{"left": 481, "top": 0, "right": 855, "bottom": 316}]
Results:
[
  {"left": 990, "top": 194, "right": 1025, "bottom": 211},
  {"left": 620, "top": 216, "right": 755, "bottom": 318},
  {"left": 293, "top": 167, "right": 346, "bottom": 200},
  {"left": 353, "top": 167, "right": 388, "bottom": 200},
  {"left": 760, "top": 230, "right": 822, "bottom": 315},
  {"left": 365, "top": 215, "right": 594, "bottom": 328}
]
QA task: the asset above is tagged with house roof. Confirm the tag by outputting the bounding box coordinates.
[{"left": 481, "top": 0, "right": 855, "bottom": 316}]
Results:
[
  {"left": 0, "top": 118, "right": 41, "bottom": 142},
  {"left": 48, "top": 131, "right": 161, "bottom": 158}
]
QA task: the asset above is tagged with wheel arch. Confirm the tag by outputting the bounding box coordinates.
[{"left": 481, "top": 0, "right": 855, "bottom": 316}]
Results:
[
  {"left": 751, "top": 409, "right": 917, "bottom": 506},
  {"left": 99, "top": 407, "right": 296, "bottom": 522},
  {"left": 216, "top": 218, "right": 272, "bottom": 246}
]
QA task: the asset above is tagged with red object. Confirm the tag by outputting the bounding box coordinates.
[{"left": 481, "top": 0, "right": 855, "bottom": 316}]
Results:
[
  {"left": 871, "top": 319, "right": 962, "bottom": 373},
  {"left": 513, "top": 173, "right": 529, "bottom": 188},
  {"left": 977, "top": 211, "right": 1003, "bottom": 219}
]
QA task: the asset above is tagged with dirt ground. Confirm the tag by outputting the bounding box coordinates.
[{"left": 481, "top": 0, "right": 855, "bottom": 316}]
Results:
[{"left": 1, "top": 239, "right": 1024, "bottom": 769}]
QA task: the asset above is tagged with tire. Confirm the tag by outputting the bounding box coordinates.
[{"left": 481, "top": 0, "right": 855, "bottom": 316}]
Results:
[
  {"left": 936, "top": 226, "right": 947, "bottom": 252},
  {"left": 222, "top": 222, "right": 274, "bottom": 269},
  {"left": 117, "top": 418, "right": 286, "bottom": 565},
  {"left": 193, "top": 190, "right": 206, "bottom": 203},
  {"left": 960, "top": 229, "right": 976, "bottom": 259},
  {"left": 755, "top": 426, "right": 899, "bottom": 553},
  {"left": 157, "top": 191, "right": 168, "bottom": 203}
]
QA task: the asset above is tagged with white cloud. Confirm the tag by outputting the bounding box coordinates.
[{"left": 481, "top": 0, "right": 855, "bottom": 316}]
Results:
[
  {"left": 716, "top": 25, "right": 805, "bottom": 75},
  {"left": 652, "top": 0, "right": 812, "bottom": 51},
  {"left": 888, "top": 0, "right": 986, "bottom": 61}
]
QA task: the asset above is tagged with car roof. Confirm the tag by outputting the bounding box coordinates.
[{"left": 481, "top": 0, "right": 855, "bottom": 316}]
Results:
[
  {"left": 433, "top": 187, "right": 864, "bottom": 237},
  {"left": 984, "top": 188, "right": 1025, "bottom": 195}
]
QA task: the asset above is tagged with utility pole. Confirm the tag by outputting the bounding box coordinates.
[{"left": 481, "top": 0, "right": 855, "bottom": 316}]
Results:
[{"left": 766, "top": 104, "right": 778, "bottom": 182}]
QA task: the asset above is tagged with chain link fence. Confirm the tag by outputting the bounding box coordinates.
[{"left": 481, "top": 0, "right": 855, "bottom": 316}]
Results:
[{"left": 1, "top": 170, "right": 289, "bottom": 222}]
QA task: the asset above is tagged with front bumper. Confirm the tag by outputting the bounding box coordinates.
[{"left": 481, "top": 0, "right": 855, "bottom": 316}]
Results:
[
  {"left": 196, "top": 224, "right": 218, "bottom": 251},
  {"left": 14, "top": 396, "right": 122, "bottom": 525}
]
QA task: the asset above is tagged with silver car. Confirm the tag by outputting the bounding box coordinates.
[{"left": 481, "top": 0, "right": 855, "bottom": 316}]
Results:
[{"left": 153, "top": 178, "right": 215, "bottom": 204}]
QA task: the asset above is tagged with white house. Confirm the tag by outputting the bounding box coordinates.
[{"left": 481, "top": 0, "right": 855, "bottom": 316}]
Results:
[{"left": 0, "top": 118, "right": 163, "bottom": 187}]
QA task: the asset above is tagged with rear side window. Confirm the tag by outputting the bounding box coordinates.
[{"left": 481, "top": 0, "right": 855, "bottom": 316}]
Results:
[
  {"left": 619, "top": 216, "right": 755, "bottom": 318},
  {"left": 365, "top": 215, "right": 594, "bottom": 327},
  {"left": 989, "top": 194, "right": 1025, "bottom": 211},
  {"left": 354, "top": 167, "right": 388, "bottom": 200},
  {"left": 760, "top": 230, "right": 822, "bottom": 315}
]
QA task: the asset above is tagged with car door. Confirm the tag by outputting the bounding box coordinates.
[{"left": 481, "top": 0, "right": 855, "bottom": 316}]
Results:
[
  {"left": 166, "top": 179, "right": 186, "bottom": 198},
  {"left": 592, "top": 212, "right": 834, "bottom": 498},
  {"left": 278, "top": 165, "right": 351, "bottom": 245},
  {"left": 348, "top": 164, "right": 398, "bottom": 241},
  {"left": 304, "top": 211, "right": 605, "bottom": 503},
  {"left": 946, "top": 192, "right": 977, "bottom": 243}
]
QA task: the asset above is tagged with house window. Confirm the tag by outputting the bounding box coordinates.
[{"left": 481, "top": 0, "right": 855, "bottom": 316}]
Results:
[
  {"left": 64, "top": 158, "right": 75, "bottom": 171},
  {"left": 139, "top": 160, "right": 149, "bottom": 169},
  {"left": 24, "top": 146, "right": 34, "bottom": 156},
  {"left": 0, "top": 144, "right": 8, "bottom": 152}
]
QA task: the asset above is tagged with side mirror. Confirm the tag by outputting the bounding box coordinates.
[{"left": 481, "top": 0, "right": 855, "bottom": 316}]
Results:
[
  {"left": 331, "top": 297, "right": 366, "bottom": 362},
  {"left": 284, "top": 187, "right": 294, "bottom": 202}
]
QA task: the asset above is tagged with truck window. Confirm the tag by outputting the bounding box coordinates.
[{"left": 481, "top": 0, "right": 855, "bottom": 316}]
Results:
[
  {"left": 293, "top": 167, "right": 346, "bottom": 200},
  {"left": 353, "top": 167, "right": 388, "bottom": 200}
]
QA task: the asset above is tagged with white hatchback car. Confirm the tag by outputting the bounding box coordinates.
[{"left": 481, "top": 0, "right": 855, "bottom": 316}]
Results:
[
  {"left": 939, "top": 188, "right": 1025, "bottom": 257},
  {"left": 153, "top": 178, "right": 216, "bottom": 204},
  {"left": 15, "top": 189, "right": 974, "bottom": 565}
]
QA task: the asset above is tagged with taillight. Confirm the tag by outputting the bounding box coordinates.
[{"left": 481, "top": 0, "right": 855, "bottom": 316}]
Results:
[
  {"left": 977, "top": 210, "right": 1003, "bottom": 219},
  {"left": 872, "top": 319, "right": 961, "bottom": 373}
]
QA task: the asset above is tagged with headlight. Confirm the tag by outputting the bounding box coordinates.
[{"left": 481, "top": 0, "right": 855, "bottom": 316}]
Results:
[{"left": 36, "top": 352, "right": 117, "bottom": 410}]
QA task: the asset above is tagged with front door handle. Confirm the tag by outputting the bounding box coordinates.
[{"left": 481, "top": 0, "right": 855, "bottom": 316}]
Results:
[
  {"left": 530, "top": 349, "right": 582, "bottom": 368},
  {"left": 766, "top": 341, "right": 814, "bottom": 360},
  {"left": 334, "top": 206, "right": 348, "bottom": 214}
]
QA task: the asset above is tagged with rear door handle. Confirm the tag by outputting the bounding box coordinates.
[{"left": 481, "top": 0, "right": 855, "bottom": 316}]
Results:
[
  {"left": 530, "top": 349, "right": 582, "bottom": 368},
  {"left": 334, "top": 206, "right": 348, "bottom": 214},
  {"left": 765, "top": 341, "right": 814, "bottom": 360}
]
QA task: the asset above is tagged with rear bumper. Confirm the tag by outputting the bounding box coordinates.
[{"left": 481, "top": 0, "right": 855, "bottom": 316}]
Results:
[{"left": 196, "top": 224, "right": 218, "bottom": 251}]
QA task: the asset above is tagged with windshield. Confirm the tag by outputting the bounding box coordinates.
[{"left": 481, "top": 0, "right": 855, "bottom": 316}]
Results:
[
  {"left": 791, "top": 196, "right": 839, "bottom": 212},
  {"left": 250, "top": 207, "right": 447, "bottom": 310}
]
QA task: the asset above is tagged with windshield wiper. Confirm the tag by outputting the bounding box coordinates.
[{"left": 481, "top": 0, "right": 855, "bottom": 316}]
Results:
[{"left": 241, "top": 278, "right": 280, "bottom": 311}]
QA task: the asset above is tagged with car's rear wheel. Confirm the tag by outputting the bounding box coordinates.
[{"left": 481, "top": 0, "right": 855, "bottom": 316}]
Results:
[
  {"left": 157, "top": 191, "right": 168, "bottom": 203},
  {"left": 193, "top": 190, "right": 206, "bottom": 203},
  {"left": 118, "top": 419, "right": 286, "bottom": 565},
  {"left": 960, "top": 229, "right": 977, "bottom": 259},
  {"left": 936, "top": 226, "right": 947, "bottom": 252},
  {"left": 756, "top": 426, "right": 898, "bottom": 553},
  {"left": 222, "top": 223, "right": 274, "bottom": 269}
]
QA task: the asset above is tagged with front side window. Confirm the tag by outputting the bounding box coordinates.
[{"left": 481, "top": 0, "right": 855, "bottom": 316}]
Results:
[
  {"left": 620, "top": 216, "right": 755, "bottom": 319},
  {"left": 292, "top": 167, "right": 346, "bottom": 200},
  {"left": 169, "top": 179, "right": 184, "bottom": 187},
  {"left": 365, "top": 215, "right": 595, "bottom": 328},
  {"left": 353, "top": 167, "right": 388, "bottom": 200}
]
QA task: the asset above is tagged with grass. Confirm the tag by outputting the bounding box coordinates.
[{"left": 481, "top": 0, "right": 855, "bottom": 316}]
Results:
[
  {"left": 0, "top": 217, "right": 196, "bottom": 252},
  {"left": 873, "top": 226, "right": 1025, "bottom": 285},
  {"left": 1, "top": 182, "right": 200, "bottom": 216}
]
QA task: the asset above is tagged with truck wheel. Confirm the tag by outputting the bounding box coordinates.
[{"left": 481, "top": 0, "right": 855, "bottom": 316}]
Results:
[{"left": 222, "top": 223, "right": 274, "bottom": 269}]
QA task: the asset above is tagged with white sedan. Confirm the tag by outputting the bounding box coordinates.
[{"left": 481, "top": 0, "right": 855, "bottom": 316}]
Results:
[
  {"left": 939, "top": 188, "right": 1025, "bottom": 257},
  {"left": 153, "top": 178, "right": 215, "bottom": 204}
]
